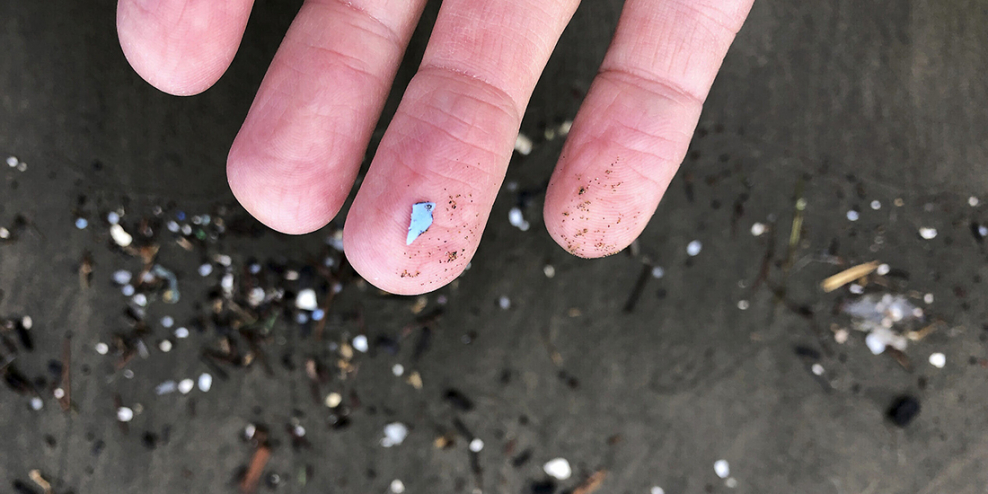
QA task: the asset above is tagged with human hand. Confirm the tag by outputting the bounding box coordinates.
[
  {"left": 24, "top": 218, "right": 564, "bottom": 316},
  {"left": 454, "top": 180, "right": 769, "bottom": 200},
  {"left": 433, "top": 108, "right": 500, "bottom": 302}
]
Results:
[{"left": 117, "top": 0, "right": 754, "bottom": 295}]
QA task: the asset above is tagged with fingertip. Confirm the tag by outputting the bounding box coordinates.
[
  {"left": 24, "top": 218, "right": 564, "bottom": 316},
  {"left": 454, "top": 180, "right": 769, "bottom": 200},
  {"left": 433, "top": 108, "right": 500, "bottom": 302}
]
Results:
[
  {"left": 226, "top": 143, "right": 345, "bottom": 235},
  {"left": 116, "top": 0, "right": 250, "bottom": 96}
]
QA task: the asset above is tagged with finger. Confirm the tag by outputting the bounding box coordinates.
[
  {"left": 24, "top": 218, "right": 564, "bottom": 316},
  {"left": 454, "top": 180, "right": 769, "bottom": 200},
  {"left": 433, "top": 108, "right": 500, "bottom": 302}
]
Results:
[
  {"left": 227, "top": 0, "right": 428, "bottom": 234},
  {"left": 117, "top": 0, "right": 254, "bottom": 95},
  {"left": 343, "top": 0, "right": 580, "bottom": 294},
  {"left": 544, "top": 0, "right": 754, "bottom": 257}
]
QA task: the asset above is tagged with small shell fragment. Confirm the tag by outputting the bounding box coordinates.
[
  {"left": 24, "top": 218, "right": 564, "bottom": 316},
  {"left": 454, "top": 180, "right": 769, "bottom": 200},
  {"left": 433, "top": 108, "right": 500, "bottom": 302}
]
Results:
[
  {"left": 544, "top": 458, "right": 572, "bottom": 480},
  {"left": 406, "top": 202, "right": 435, "bottom": 245}
]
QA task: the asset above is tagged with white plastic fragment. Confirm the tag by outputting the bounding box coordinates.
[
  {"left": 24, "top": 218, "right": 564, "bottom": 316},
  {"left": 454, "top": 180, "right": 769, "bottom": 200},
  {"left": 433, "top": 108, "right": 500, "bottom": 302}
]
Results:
[
  {"left": 750, "top": 222, "right": 766, "bottom": 236},
  {"left": 198, "top": 373, "right": 213, "bottom": 392},
  {"left": 687, "top": 240, "right": 702, "bottom": 256},
  {"left": 155, "top": 380, "right": 178, "bottom": 395},
  {"left": 296, "top": 288, "right": 318, "bottom": 311},
  {"left": 107, "top": 211, "right": 120, "bottom": 225},
  {"left": 352, "top": 335, "right": 369, "bottom": 353},
  {"left": 406, "top": 202, "right": 436, "bottom": 245},
  {"left": 5, "top": 156, "right": 17, "bottom": 167},
  {"left": 725, "top": 477, "right": 739, "bottom": 488},
  {"left": 390, "top": 479, "right": 406, "bottom": 494},
  {"left": 929, "top": 352, "right": 946, "bottom": 368},
  {"left": 870, "top": 200, "right": 881, "bottom": 210},
  {"left": 30, "top": 397, "right": 43, "bottom": 411},
  {"left": 121, "top": 284, "right": 135, "bottom": 296},
  {"left": 117, "top": 406, "right": 134, "bottom": 422},
  {"left": 543, "top": 265, "right": 556, "bottom": 278},
  {"left": 498, "top": 296, "right": 510, "bottom": 310},
  {"left": 737, "top": 300, "right": 749, "bottom": 310},
  {"left": 392, "top": 364, "right": 405, "bottom": 376},
  {"left": 381, "top": 422, "right": 408, "bottom": 447},
  {"left": 53, "top": 388, "right": 65, "bottom": 399},
  {"left": 846, "top": 210, "right": 859, "bottom": 221},
  {"left": 508, "top": 207, "right": 530, "bottom": 231},
  {"left": 969, "top": 196, "right": 980, "bottom": 207},
  {"left": 161, "top": 316, "right": 174, "bottom": 328},
  {"left": 112, "top": 270, "right": 132, "bottom": 285},
  {"left": 158, "top": 340, "right": 172, "bottom": 353},
  {"left": 924, "top": 293, "right": 934, "bottom": 304},
  {"left": 174, "top": 327, "right": 190, "bottom": 339},
  {"left": 714, "top": 459, "right": 730, "bottom": 479},
  {"left": 543, "top": 458, "right": 572, "bottom": 480},
  {"left": 21, "top": 316, "right": 31, "bottom": 330},
  {"left": 178, "top": 379, "right": 194, "bottom": 395},
  {"left": 325, "top": 392, "right": 342, "bottom": 408},
  {"left": 876, "top": 264, "right": 890, "bottom": 276},
  {"left": 469, "top": 438, "right": 485, "bottom": 452},
  {"left": 811, "top": 363, "right": 824, "bottom": 375},
  {"left": 919, "top": 227, "right": 937, "bottom": 239},
  {"left": 514, "top": 133, "right": 533, "bottom": 155},
  {"left": 95, "top": 342, "right": 109, "bottom": 355},
  {"left": 198, "top": 263, "right": 213, "bottom": 277},
  {"left": 650, "top": 487, "right": 665, "bottom": 494},
  {"left": 651, "top": 266, "right": 665, "bottom": 279},
  {"left": 75, "top": 218, "right": 88, "bottom": 230},
  {"left": 123, "top": 369, "right": 135, "bottom": 379},
  {"left": 110, "top": 224, "right": 133, "bottom": 247}
]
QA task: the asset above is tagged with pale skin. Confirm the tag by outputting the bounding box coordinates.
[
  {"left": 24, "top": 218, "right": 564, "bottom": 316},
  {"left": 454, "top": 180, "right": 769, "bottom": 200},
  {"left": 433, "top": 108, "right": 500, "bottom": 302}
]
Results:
[{"left": 117, "top": 0, "right": 755, "bottom": 295}]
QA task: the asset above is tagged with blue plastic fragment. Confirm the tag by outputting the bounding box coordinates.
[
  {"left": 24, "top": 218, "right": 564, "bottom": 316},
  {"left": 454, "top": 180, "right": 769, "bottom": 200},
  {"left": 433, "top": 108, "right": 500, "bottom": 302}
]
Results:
[{"left": 406, "top": 202, "right": 435, "bottom": 245}]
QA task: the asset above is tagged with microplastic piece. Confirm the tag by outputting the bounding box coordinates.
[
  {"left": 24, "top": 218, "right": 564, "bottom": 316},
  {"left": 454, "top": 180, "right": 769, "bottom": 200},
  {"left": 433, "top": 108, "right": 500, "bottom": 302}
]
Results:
[
  {"left": 381, "top": 422, "right": 408, "bottom": 447},
  {"left": 714, "top": 459, "right": 730, "bottom": 478},
  {"left": 406, "top": 202, "right": 435, "bottom": 245},
  {"left": 543, "top": 458, "right": 572, "bottom": 480},
  {"left": 929, "top": 352, "right": 946, "bottom": 368}
]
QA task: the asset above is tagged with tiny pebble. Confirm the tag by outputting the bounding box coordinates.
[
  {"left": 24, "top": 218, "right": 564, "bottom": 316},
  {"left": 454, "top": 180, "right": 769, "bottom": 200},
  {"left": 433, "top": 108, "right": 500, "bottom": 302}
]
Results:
[
  {"left": 110, "top": 224, "right": 133, "bottom": 247},
  {"left": 811, "top": 363, "right": 825, "bottom": 375},
  {"left": 381, "top": 422, "right": 408, "bottom": 447},
  {"left": 737, "top": 300, "right": 749, "bottom": 310},
  {"left": 112, "top": 270, "right": 132, "bottom": 285},
  {"left": 543, "top": 458, "right": 572, "bottom": 480},
  {"left": 117, "top": 407, "right": 134, "bottom": 422},
  {"left": 969, "top": 196, "right": 980, "bottom": 207},
  {"left": 846, "top": 210, "right": 859, "bottom": 221},
  {"left": 75, "top": 218, "right": 88, "bottom": 230},
  {"left": 514, "top": 133, "right": 533, "bottom": 156},
  {"left": 919, "top": 227, "right": 937, "bottom": 240},
  {"left": 121, "top": 284, "right": 135, "bottom": 296},
  {"left": 498, "top": 296, "right": 511, "bottom": 310},
  {"left": 834, "top": 329, "right": 849, "bottom": 344},
  {"left": 865, "top": 332, "right": 886, "bottom": 355},
  {"left": 160, "top": 316, "right": 174, "bottom": 328},
  {"left": 31, "top": 397, "right": 43, "bottom": 411},
  {"left": 325, "top": 392, "right": 342, "bottom": 408},
  {"left": 296, "top": 288, "right": 318, "bottom": 311},
  {"left": 198, "top": 263, "right": 213, "bottom": 277},
  {"left": 651, "top": 266, "right": 665, "bottom": 279},
  {"left": 155, "top": 380, "right": 177, "bottom": 395},
  {"left": 198, "top": 373, "right": 213, "bottom": 392},
  {"left": 352, "top": 335, "right": 369, "bottom": 353},
  {"left": 390, "top": 479, "right": 406, "bottom": 494},
  {"left": 392, "top": 364, "right": 405, "bottom": 376},
  {"left": 178, "top": 379, "right": 194, "bottom": 395},
  {"left": 158, "top": 340, "right": 173, "bottom": 353},
  {"left": 95, "top": 342, "right": 109, "bottom": 355},
  {"left": 687, "top": 240, "right": 702, "bottom": 256},
  {"left": 543, "top": 265, "right": 556, "bottom": 278},
  {"left": 714, "top": 459, "right": 730, "bottom": 479},
  {"left": 876, "top": 263, "right": 890, "bottom": 276},
  {"left": 469, "top": 438, "right": 485, "bottom": 452},
  {"left": 750, "top": 222, "right": 766, "bottom": 236},
  {"left": 929, "top": 352, "right": 946, "bottom": 368},
  {"left": 174, "top": 327, "right": 190, "bottom": 339},
  {"left": 870, "top": 200, "right": 881, "bottom": 210}
]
